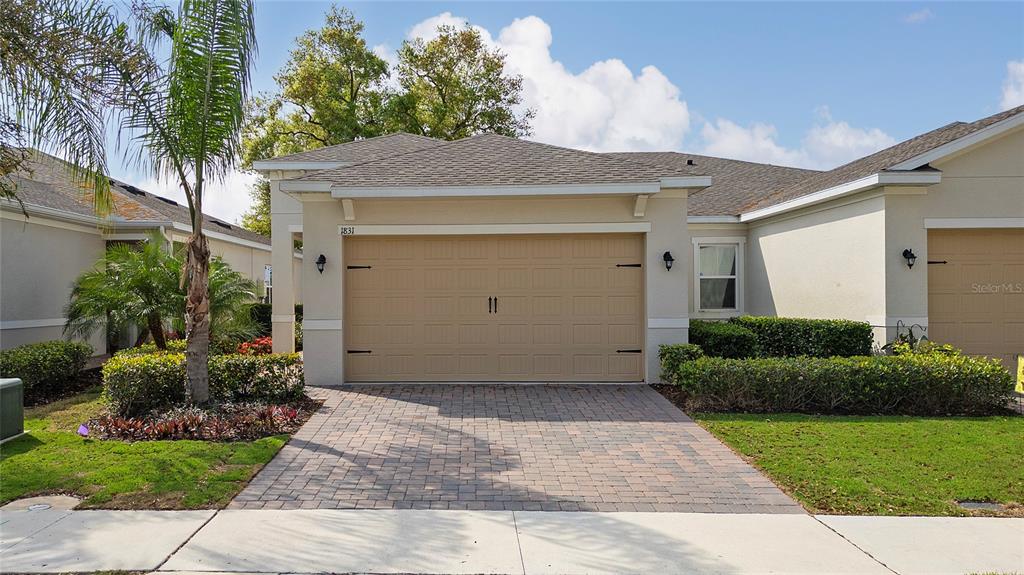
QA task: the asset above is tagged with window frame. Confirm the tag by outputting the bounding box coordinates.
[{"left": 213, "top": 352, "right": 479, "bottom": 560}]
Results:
[{"left": 692, "top": 237, "right": 746, "bottom": 314}]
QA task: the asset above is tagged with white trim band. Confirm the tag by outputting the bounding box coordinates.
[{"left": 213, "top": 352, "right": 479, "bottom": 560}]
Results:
[
  {"left": 303, "top": 319, "right": 343, "bottom": 331},
  {"left": 338, "top": 222, "right": 653, "bottom": 236},
  {"left": 648, "top": 318, "right": 690, "bottom": 329},
  {"left": 0, "top": 318, "right": 66, "bottom": 329},
  {"left": 924, "top": 218, "right": 1024, "bottom": 229},
  {"left": 272, "top": 315, "right": 295, "bottom": 323},
  {"left": 740, "top": 171, "right": 942, "bottom": 223},
  {"left": 320, "top": 182, "right": 665, "bottom": 198}
]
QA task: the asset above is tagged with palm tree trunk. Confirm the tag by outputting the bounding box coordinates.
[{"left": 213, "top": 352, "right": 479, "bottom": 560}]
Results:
[
  {"left": 184, "top": 226, "right": 211, "bottom": 403},
  {"left": 148, "top": 313, "right": 167, "bottom": 349}
]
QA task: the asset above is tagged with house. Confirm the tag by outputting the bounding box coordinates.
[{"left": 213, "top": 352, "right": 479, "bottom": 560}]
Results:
[
  {"left": 0, "top": 151, "right": 302, "bottom": 354},
  {"left": 256, "top": 106, "right": 1023, "bottom": 386}
]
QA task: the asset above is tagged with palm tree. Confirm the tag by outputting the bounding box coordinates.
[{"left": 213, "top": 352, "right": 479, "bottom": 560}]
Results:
[
  {"left": 66, "top": 235, "right": 259, "bottom": 352},
  {"left": 65, "top": 234, "right": 180, "bottom": 349},
  {"left": 117, "top": 0, "right": 256, "bottom": 402},
  {"left": 0, "top": 0, "right": 147, "bottom": 211}
]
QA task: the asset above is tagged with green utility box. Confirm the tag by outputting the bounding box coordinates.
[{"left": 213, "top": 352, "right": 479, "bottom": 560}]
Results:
[{"left": 0, "top": 378, "right": 24, "bottom": 443}]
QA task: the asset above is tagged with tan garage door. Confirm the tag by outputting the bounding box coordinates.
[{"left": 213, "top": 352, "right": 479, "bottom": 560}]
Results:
[
  {"left": 928, "top": 229, "right": 1024, "bottom": 371},
  {"left": 344, "top": 234, "right": 644, "bottom": 382}
]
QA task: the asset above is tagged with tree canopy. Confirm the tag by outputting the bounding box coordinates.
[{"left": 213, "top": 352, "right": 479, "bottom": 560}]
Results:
[{"left": 239, "top": 7, "right": 534, "bottom": 234}]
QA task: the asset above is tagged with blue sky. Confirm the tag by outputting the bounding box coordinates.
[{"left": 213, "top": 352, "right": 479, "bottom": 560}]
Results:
[{"left": 112, "top": 1, "right": 1024, "bottom": 222}]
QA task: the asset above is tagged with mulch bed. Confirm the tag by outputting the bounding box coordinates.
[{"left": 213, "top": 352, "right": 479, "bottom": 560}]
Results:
[{"left": 651, "top": 383, "right": 690, "bottom": 412}]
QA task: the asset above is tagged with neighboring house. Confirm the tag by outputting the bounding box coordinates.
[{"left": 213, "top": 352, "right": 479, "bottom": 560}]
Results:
[
  {"left": 0, "top": 151, "right": 302, "bottom": 354},
  {"left": 256, "top": 107, "right": 1023, "bottom": 386}
]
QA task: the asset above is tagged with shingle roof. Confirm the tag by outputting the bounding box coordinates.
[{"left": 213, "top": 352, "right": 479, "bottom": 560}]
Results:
[
  {"left": 746, "top": 104, "right": 1024, "bottom": 212},
  {"left": 4, "top": 151, "right": 270, "bottom": 245},
  {"left": 298, "top": 133, "right": 703, "bottom": 188},
  {"left": 264, "top": 132, "right": 445, "bottom": 164},
  {"left": 607, "top": 152, "right": 819, "bottom": 216}
]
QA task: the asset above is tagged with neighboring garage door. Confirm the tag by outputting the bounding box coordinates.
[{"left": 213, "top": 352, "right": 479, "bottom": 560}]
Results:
[
  {"left": 344, "top": 234, "right": 644, "bottom": 382},
  {"left": 928, "top": 228, "right": 1024, "bottom": 371}
]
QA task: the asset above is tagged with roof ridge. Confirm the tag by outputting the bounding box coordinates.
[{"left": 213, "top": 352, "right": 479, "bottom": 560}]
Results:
[
  {"left": 470, "top": 134, "right": 705, "bottom": 177},
  {"left": 610, "top": 150, "right": 822, "bottom": 173}
]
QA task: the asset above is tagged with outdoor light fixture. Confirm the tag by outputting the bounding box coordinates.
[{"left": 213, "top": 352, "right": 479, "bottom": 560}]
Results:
[
  {"left": 315, "top": 254, "right": 327, "bottom": 274},
  {"left": 902, "top": 249, "right": 917, "bottom": 269},
  {"left": 663, "top": 251, "right": 675, "bottom": 271}
]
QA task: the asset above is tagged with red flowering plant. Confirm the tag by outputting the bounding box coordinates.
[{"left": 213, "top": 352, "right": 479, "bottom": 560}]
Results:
[{"left": 237, "top": 336, "right": 272, "bottom": 355}]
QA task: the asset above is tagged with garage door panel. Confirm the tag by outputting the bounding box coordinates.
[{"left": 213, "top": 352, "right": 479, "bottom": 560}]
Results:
[
  {"left": 928, "top": 229, "right": 1023, "bottom": 373},
  {"left": 344, "top": 234, "right": 643, "bottom": 382}
]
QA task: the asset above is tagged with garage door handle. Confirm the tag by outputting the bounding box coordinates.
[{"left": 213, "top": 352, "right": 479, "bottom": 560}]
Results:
[
  {"left": 494, "top": 297, "right": 498, "bottom": 313},
  {"left": 616, "top": 263, "right": 642, "bottom": 268},
  {"left": 488, "top": 296, "right": 494, "bottom": 313},
  {"left": 347, "top": 350, "right": 372, "bottom": 354},
  {"left": 927, "top": 260, "right": 948, "bottom": 265},
  {"left": 616, "top": 349, "right": 642, "bottom": 354}
]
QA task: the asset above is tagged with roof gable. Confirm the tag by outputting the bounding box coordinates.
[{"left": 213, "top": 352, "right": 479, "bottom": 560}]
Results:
[{"left": 745, "top": 105, "right": 1024, "bottom": 213}]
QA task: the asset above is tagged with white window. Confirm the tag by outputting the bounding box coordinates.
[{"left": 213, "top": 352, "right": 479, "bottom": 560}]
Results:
[{"left": 693, "top": 238, "right": 744, "bottom": 312}]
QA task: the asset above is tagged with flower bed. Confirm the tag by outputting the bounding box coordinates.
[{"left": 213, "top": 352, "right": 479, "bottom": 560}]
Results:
[{"left": 86, "top": 397, "right": 320, "bottom": 441}]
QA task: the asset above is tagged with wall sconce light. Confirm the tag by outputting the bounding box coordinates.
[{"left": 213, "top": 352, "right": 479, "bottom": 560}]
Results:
[
  {"left": 662, "top": 251, "right": 675, "bottom": 271},
  {"left": 902, "top": 248, "right": 917, "bottom": 269},
  {"left": 315, "top": 254, "right": 327, "bottom": 274}
]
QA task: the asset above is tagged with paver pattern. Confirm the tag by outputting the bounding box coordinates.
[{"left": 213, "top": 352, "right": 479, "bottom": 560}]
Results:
[{"left": 230, "top": 385, "right": 801, "bottom": 512}]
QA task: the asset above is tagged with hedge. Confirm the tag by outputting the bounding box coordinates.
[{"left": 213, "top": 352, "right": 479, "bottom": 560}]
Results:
[
  {"left": 663, "top": 353, "right": 1013, "bottom": 415},
  {"left": 658, "top": 344, "right": 704, "bottom": 381},
  {"left": 0, "top": 340, "right": 92, "bottom": 403},
  {"left": 688, "top": 320, "right": 758, "bottom": 358},
  {"left": 729, "top": 316, "right": 873, "bottom": 358},
  {"left": 103, "top": 352, "right": 304, "bottom": 416},
  {"left": 114, "top": 339, "right": 188, "bottom": 357}
]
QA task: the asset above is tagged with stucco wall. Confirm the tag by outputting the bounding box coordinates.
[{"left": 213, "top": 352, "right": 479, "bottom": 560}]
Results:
[
  {"left": 745, "top": 195, "right": 888, "bottom": 332},
  {"left": 294, "top": 192, "right": 691, "bottom": 385},
  {"left": 0, "top": 215, "right": 106, "bottom": 353}
]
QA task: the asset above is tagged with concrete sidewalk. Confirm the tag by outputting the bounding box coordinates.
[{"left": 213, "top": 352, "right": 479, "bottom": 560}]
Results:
[{"left": 1, "top": 508, "right": 1021, "bottom": 574}]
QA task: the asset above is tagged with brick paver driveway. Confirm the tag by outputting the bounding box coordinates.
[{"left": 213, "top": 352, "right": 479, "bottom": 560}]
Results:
[{"left": 230, "top": 385, "right": 801, "bottom": 513}]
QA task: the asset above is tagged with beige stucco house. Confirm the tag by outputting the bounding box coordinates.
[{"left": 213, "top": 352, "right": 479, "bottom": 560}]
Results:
[
  {"left": 0, "top": 151, "right": 302, "bottom": 354},
  {"left": 256, "top": 106, "right": 1023, "bottom": 386}
]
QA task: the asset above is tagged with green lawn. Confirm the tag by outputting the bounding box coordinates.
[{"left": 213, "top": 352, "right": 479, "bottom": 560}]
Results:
[
  {"left": 0, "top": 388, "right": 286, "bottom": 509},
  {"left": 696, "top": 413, "right": 1024, "bottom": 516}
]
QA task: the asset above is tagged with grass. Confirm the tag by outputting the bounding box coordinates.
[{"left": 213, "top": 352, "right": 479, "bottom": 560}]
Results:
[
  {"left": 695, "top": 413, "right": 1024, "bottom": 516},
  {"left": 0, "top": 388, "right": 286, "bottom": 509}
]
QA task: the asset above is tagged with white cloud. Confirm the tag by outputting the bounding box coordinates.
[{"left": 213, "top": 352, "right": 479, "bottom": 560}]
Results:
[
  {"left": 904, "top": 8, "right": 934, "bottom": 23},
  {"left": 125, "top": 170, "right": 258, "bottom": 225},
  {"left": 1000, "top": 60, "right": 1024, "bottom": 110},
  {"left": 403, "top": 13, "right": 690, "bottom": 152},
  {"left": 700, "top": 107, "right": 896, "bottom": 170}
]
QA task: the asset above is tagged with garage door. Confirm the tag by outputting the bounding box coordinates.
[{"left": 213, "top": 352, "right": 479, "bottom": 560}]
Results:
[
  {"left": 928, "top": 229, "right": 1024, "bottom": 371},
  {"left": 343, "top": 234, "right": 644, "bottom": 382}
]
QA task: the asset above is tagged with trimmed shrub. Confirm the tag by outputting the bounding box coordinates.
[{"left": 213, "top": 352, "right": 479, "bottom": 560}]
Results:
[
  {"left": 667, "top": 353, "right": 1013, "bottom": 415},
  {"left": 658, "top": 344, "right": 704, "bottom": 383},
  {"left": 103, "top": 352, "right": 304, "bottom": 416},
  {"left": 114, "top": 339, "right": 188, "bottom": 357},
  {"left": 0, "top": 340, "right": 92, "bottom": 403},
  {"left": 688, "top": 320, "right": 759, "bottom": 359},
  {"left": 730, "top": 316, "right": 873, "bottom": 358}
]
